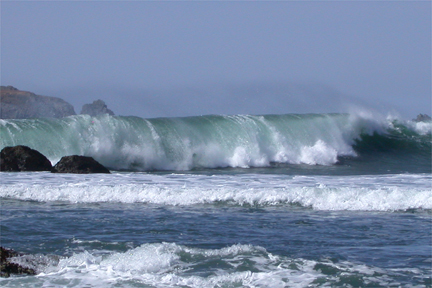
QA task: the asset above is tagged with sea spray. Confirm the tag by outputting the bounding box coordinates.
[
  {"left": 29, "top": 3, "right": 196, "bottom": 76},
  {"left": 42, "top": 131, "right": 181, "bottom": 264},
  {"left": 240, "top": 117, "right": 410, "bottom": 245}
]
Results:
[
  {"left": 0, "top": 113, "right": 430, "bottom": 171},
  {"left": 1, "top": 113, "right": 430, "bottom": 288},
  {"left": 1, "top": 242, "right": 428, "bottom": 287}
]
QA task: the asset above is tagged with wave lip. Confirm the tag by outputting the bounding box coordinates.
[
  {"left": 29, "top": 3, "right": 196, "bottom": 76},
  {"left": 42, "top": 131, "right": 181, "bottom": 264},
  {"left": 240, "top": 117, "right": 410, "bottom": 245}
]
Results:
[
  {"left": 0, "top": 113, "right": 372, "bottom": 171},
  {"left": 0, "top": 112, "right": 430, "bottom": 171}
]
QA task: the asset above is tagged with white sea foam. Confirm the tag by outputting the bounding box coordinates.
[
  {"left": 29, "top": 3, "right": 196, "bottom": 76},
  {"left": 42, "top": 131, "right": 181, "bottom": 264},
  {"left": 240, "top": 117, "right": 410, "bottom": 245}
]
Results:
[
  {"left": 409, "top": 120, "right": 432, "bottom": 135},
  {"left": 2, "top": 111, "right": 428, "bottom": 172},
  {"left": 1, "top": 172, "right": 430, "bottom": 211},
  {"left": 0, "top": 113, "right": 385, "bottom": 170},
  {"left": 0, "top": 243, "right": 423, "bottom": 288},
  {"left": 299, "top": 140, "right": 339, "bottom": 165}
]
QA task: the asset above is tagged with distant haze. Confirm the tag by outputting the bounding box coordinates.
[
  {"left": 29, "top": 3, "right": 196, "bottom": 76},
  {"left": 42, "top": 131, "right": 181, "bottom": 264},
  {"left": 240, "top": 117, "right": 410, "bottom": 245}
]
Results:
[{"left": 1, "top": 1, "right": 430, "bottom": 119}]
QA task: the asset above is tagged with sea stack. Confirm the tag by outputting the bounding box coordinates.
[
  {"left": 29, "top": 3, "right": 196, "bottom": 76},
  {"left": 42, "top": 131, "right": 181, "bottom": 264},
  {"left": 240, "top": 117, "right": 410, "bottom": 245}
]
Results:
[
  {"left": 80, "top": 99, "right": 115, "bottom": 117},
  {"left": 413, "top": 114, "right": 431, "bottom": 122}
]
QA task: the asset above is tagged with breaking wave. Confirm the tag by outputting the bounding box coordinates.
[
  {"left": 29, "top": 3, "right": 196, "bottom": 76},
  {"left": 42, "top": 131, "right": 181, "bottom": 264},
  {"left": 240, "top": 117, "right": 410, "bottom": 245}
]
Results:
[
  {"left": 1, "top": 242, "right": 429, "bottom": 288},
  {"left": 0, "top": 112, "right": 430, "bottom": 171},
  {"left": 1, "top": 172, "right": 430, "bottom": 211}
]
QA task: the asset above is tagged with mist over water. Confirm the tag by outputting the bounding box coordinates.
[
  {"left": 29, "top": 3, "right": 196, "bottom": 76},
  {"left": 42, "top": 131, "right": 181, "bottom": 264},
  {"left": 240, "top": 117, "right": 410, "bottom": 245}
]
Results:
[
  {"left": 1, "top": 110, "right": 430, "bottom": 174},
  {"left": 49, "top": 82, "right": 409, "bottom": 119},
  {"left": 1, "top": 111, "right": 430, "bottom": 287},
  {"left": 3, "top": 1, "right": 430, "bottom": 120},
  {"left": 1, "top": 1, "right": 430, "bottom": 286}
]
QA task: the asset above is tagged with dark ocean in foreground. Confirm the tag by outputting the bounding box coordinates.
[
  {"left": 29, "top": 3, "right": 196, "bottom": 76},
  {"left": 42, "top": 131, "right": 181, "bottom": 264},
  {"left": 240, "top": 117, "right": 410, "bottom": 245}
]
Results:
[{"left": 1, "top": 112, "right": 431, "bottom": 287}]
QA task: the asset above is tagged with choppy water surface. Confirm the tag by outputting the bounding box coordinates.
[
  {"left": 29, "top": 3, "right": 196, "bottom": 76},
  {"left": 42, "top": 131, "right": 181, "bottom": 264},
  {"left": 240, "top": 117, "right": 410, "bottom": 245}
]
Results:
[
  {"left": 1, "top": 113, "right": 431, "bottom": 287},
  {"left": 1, "top": 171, "right": 431, "bottom": 287}
]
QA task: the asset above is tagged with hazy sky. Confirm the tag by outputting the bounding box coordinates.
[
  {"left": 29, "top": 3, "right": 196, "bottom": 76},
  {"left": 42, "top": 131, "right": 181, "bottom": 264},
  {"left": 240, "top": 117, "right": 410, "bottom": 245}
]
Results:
[{"left": 1, "top": 1, "right": 430, "bottom": 118}]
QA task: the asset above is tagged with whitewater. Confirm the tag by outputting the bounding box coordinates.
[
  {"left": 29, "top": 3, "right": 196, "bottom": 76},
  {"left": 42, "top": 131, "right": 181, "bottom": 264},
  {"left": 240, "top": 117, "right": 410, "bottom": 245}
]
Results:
[
  {"left": 1, "top": 112, "right": 431, "bottom": 287},
  {"left": 0, "top": 113, "right": 393, "bottom": 170}
]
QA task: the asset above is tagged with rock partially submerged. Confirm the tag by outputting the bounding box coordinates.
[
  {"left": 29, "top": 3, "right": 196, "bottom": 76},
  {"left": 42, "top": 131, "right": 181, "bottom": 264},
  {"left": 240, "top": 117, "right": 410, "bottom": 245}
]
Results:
[
  {"left": 81, "top": 99, "right": 115, "bottom": 116},
  {"left": 52, "top": 155, "right": 110, "bottom": 174},
  {"left": 0, "top": 247, "right": 36, "bottom": 277},
  {"left": 0, "top": 145, "right": 52, "bottom": 172},
  {"left": 0, "top": 86, "right": 76, "bottom": 119},
  {"left": 0, "top": 146, "right": 110, "bottom": 173}
]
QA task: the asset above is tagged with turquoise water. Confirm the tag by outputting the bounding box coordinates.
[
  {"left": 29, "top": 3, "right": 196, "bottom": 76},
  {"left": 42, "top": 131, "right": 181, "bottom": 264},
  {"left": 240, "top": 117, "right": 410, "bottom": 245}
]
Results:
[
  {"left": 0, "top": 113, "right": 431, "bottom": 287},
  {"left": 1, "top": 113, "right": 429, "bottom": 172}
]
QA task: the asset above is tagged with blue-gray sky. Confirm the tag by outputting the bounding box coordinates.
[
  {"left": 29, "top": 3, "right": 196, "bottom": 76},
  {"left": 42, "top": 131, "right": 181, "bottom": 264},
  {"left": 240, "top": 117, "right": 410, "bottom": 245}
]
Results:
[{"left": 1, "top": 1, "right": 430, "bottom": 119}]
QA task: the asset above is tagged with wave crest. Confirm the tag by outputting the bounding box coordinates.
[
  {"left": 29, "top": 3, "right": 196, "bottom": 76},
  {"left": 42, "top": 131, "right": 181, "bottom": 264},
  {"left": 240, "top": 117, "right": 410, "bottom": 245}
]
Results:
[
  {"left": 0, "top": 113, "right": 429, "bottom": 171},
  {"left": 1, "top": 173, "right": 430, "bottom": 211}
]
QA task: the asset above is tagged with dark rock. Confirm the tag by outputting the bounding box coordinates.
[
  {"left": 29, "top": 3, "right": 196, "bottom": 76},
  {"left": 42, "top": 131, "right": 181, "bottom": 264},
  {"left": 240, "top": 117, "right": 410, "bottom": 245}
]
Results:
[
  {"left": 0, "top": 145, "right": 52, "bottom": 172},
  {"left": 1, "top": 247, "right": 36, "bottom": 277},
  {"left": 81, "top": 99, "right": 114, "bottom": 116},
  {"left": 0, "top": 86, "right": 76, "bottom": 119},
  {"left": 413, "top": 114, "right": 431, "bottom": 122},
  {"left": 1, "top": 85, "right": 18, "bottom": 91},
  {"left": 52, "top": 155, "right": 110, "bottom": 174}
]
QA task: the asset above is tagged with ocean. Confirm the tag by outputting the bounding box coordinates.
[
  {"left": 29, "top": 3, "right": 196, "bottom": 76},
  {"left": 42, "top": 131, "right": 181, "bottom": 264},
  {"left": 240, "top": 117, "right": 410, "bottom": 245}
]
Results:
[{"left": 0, "top": 112, "right": 431, "bottom": 287}]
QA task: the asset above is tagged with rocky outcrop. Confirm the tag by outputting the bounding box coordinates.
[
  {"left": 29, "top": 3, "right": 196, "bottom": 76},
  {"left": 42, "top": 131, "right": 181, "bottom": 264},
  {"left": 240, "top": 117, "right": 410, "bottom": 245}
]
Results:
[
  {"left": 0, "top": 146, "right": 110, "bottom": 173},
  {"left": 0, "top": 145, "right": 52, "bottom": 172},
  {"left": 1, "top": 247, "right": 36, "bottom": 277},
  {"left": 81, "top": 99, "right": 114, "bottom": 116},
  {"left": 0, "top": 86, "right": 76, "bottom": 119},
  {"left": 413, "top": 114, "right": 431, "bottom": 122},
  {"left": 51, "top": 155, "right": 110, "bottom": 174}
]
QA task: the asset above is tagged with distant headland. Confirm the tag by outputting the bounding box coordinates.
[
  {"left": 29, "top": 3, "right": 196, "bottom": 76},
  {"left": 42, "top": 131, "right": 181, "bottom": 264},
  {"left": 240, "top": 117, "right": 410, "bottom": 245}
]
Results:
[
  {"left": 0, "top": 86, "right": 114, "bottom": 119},
  {"left": 1, "top": 85, "right": 430, "bottom": 122}
]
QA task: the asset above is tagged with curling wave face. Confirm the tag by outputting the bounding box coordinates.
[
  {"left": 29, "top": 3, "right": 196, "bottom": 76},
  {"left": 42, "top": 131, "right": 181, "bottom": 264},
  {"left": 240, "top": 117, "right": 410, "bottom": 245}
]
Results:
[{"left": 0, "top": 113, "right": 430, "bottom": 171}]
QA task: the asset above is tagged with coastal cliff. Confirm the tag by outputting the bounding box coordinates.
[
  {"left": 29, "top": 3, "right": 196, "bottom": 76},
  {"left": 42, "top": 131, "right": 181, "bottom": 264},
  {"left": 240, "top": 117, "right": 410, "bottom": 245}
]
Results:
[{"left": 0, "top": 86, "right": 76, "bottom": 119}]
